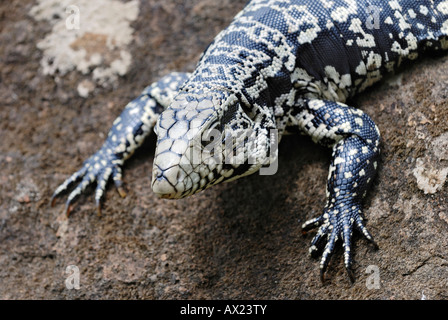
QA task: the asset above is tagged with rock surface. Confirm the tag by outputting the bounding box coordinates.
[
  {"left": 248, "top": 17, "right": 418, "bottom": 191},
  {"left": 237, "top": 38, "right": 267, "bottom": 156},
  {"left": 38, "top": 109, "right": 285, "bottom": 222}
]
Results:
[{"left": 1, "top": 0, "right": 448, "bottom": 299}]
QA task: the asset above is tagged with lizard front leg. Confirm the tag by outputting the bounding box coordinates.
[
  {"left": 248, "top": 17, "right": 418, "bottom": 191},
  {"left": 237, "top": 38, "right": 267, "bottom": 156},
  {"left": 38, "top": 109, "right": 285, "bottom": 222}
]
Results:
[
  {"left": 51, "top": 72, "right": 190, "bottom": 216},
  {"left": 292, "top": 98, "right": 381, "bottom": 282}
]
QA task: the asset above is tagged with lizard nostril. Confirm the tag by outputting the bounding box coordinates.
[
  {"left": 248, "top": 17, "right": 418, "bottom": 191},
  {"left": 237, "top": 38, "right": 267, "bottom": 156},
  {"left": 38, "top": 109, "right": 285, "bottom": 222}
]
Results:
[{"left": 152, "top": 168, "right": 164, "bottom": 181}]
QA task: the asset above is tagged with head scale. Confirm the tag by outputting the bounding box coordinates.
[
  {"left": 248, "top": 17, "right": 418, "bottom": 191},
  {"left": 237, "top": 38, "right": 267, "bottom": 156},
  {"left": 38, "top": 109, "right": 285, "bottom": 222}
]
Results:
[{"left": 151, "top": 89, "right": 276, "bottom": 199}]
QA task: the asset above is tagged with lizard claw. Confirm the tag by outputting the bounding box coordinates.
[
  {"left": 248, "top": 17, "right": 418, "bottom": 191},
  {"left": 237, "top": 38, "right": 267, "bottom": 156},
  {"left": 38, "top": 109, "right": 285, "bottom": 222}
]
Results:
[
  {"left": 302, "top": 202, "right": 376, "bottom": 283},
  {"left": 116, "top": 185, "right": 127, "bottom": 198},
  {"left": 51, "top": 144, "right": 124, "bottom": 216}
]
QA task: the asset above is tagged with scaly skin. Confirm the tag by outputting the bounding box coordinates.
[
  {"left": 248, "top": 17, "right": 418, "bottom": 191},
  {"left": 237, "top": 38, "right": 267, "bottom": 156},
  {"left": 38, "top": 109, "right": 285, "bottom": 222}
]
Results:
[{"left": 53, "top": 0, "right": 448, "bottom": 282}]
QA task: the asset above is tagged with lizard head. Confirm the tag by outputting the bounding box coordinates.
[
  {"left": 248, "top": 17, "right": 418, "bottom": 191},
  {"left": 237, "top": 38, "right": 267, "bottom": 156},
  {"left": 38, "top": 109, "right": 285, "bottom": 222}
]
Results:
[{"left": 151, "top": 90, "right": 277, "bottom": 199}]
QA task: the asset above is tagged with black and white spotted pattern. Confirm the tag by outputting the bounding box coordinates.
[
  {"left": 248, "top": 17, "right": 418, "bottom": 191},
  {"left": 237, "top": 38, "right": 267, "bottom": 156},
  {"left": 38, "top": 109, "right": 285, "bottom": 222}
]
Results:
[{"left": 53, "top": 0, "right": 448, "bottom": 282}]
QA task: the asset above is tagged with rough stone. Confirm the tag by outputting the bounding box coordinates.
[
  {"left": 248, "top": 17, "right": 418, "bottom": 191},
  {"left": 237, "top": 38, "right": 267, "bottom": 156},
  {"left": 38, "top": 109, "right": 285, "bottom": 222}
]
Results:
[{"left": 1, "top": 0, "right": 448, "bottom": 299}]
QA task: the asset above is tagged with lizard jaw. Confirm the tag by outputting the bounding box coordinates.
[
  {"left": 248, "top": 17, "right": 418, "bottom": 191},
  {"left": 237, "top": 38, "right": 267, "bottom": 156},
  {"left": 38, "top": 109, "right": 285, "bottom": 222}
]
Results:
[{"left": 151, "top": 165, "right": 184, "bottom": 199}]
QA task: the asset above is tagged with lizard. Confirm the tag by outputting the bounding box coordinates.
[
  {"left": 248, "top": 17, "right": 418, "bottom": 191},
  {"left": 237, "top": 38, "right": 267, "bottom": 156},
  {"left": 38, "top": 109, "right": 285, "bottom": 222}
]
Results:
[{"left": 51, "top": 0, "right": 448, "bottom": 282}]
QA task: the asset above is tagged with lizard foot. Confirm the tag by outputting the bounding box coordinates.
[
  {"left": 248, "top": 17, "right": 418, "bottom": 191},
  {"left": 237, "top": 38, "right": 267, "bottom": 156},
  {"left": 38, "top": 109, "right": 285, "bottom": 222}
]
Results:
[
  {"left": 51, "top": 144, "right": 126, "bottom": 217},
  {"left": 302, "top": 202, "right": 378, "bottom": 283}
]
